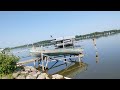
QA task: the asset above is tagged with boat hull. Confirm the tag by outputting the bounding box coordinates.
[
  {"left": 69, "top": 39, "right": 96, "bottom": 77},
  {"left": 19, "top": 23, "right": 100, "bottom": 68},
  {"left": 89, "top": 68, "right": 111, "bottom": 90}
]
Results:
[{"left": 30, "top": 48, "right": 84, "bottom": 57}]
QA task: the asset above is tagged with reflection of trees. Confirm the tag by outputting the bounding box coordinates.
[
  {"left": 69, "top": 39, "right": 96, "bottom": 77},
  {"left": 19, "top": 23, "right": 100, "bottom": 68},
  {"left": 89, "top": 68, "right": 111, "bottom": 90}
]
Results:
[{"left": 56, "top": 62, "right": 88, "bottom": 78}]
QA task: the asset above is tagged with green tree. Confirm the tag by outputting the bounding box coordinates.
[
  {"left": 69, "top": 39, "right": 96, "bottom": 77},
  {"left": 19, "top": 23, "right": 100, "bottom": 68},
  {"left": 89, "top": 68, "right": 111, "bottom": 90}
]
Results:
[{"left": 0, "top": 53, "right": 19, "bottom": 75}]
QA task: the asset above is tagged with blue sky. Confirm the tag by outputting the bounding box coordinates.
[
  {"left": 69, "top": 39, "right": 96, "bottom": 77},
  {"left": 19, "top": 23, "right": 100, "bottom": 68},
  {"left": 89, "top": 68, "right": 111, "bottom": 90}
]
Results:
[{"left": 0, "top": 11, "right": 120, "bottom": 48}]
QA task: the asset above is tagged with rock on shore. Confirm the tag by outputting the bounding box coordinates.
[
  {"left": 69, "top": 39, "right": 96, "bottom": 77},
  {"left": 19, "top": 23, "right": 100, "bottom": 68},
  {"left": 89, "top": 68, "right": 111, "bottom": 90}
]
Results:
[{"left": 12, "top": 66, "right": 71, "bottom": 79}]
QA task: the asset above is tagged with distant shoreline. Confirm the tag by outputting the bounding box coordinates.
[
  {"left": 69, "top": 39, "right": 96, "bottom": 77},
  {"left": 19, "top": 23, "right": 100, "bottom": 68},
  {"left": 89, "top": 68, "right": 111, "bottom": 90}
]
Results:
[{"left": 10, "top": 29, "right": 120, "bottom": 49}]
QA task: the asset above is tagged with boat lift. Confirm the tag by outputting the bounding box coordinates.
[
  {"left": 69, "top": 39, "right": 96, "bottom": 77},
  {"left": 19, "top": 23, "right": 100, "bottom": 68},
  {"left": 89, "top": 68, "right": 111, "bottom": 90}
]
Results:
[
  {"left": 35, "top": 50, "right": 84, "bottom": 72},
  {"left": 18, "top": 36, "right": 85, "bottom": 72}
]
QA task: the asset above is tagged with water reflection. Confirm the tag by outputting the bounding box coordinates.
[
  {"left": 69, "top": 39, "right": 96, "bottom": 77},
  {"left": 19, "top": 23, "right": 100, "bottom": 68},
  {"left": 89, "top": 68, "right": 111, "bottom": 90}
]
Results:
[
  {"left": 55, "top": 61, "right": 88, "bottom": 78},
  {"left": 92, "top": 38, "right": 96, "bottom": 46},
  {"left": 10, "top": 33, "right": 120, "bottom": 78},
  {"left": 95, "top": 51, "right": 99, "bottom": 63},
  {"left": 92, "top": 38, "right": 99, "bottom": 63}
]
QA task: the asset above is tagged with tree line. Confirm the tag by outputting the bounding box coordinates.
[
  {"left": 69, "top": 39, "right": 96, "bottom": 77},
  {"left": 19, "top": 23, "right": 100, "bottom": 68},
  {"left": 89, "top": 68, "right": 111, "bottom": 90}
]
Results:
[{"left": 10, "top": 29, "right": 120, "bottom": 49}]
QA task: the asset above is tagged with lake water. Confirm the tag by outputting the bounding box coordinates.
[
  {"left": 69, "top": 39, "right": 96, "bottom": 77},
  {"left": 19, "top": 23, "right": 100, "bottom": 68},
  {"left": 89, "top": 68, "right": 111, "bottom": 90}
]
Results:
[{"left": 11, "top": 33, "right": 120, "bottom": 79}]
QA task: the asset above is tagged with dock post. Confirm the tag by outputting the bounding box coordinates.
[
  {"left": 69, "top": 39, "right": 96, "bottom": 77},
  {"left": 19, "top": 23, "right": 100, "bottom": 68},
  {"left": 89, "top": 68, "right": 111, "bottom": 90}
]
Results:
[
  {"left": 34, "top": 60, "right": 36, "bottom": 68},
  {"left": 38, "top": 58, "right": 41, "bottom": 66},
  {"left": 64, "top": 55, "right": 66, "bottom": 61},
  {"left": 63, "top": 37, "right": 64, "bottom": 48},
  {"left": 78, "top": 54, "right": 82, "bottom": 67},
  {"left": 41, "top": 53, "right": 44, "bottom": 72},
  {"left": 78, "top": 54, "right": 81, "bottom": 62},
  {"left": 45, "top": 56, "right": 49, "bottom": 69},
  {"left": 95, "top": 51, "right": 99, "bottom": 63},
  {"left": 64, "top": 55, "right": 67, "bottom": 66}
]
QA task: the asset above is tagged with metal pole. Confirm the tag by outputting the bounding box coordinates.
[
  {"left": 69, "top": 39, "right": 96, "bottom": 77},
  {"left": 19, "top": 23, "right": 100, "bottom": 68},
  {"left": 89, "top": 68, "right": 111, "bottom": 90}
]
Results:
[
  {"left": 34, "top": 60, "right": 36, "bottom": 68},
  {"left": 63, "top": 37, "right": 64, "bottom": 48},
  {"left": 78, "top": 54, "right": 81, "bottom": 62},
  {"left": 41, "top": 52, "right": 44, "bottom": 72},
  {"left": 38, "top": 58, "right": 41, "bottom": 66},
  {"left": 45, "top": 56, "right": 49, "bottom": 69}
]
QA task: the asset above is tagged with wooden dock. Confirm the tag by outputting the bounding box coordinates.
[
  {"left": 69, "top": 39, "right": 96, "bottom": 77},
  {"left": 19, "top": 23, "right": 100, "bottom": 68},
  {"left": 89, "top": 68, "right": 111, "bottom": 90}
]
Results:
[
  {"left": 17, "top": 58, "right": 40, "bottom": 66},
  {"left": 17, "top": 53, "right": 84, "bottom": 72}
]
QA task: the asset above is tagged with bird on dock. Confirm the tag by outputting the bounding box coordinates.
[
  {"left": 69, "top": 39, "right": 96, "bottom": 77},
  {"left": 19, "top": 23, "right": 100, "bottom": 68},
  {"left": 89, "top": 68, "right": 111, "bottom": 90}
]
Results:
[{"left": 50, "top": 35, "right": 53, "bottom": 38}]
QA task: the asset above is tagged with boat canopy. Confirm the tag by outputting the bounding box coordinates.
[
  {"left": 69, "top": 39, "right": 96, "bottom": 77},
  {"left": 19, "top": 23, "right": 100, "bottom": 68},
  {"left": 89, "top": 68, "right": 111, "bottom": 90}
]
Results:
[{"left": 51, "top": 36, "right": 75, "bottom": 42}]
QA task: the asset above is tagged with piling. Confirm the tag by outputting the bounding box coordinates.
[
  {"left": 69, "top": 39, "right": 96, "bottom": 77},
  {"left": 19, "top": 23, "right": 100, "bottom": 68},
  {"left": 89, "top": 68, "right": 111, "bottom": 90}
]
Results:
[
  {"left": 34, "top": 60, "right": 36, "bottom": 67},
  {"left": 41, "top": 53, "right": 44, "bottom": 72}
]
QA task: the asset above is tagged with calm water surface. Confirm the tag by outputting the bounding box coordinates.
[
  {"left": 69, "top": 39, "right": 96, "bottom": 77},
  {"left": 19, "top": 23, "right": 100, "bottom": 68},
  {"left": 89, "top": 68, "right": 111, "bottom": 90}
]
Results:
[
  {"left": 11, "top": 33, "right": 120, "bottom": 79},
  {"left": 74, "top": 33, "right": 120, "bottom": 79}
]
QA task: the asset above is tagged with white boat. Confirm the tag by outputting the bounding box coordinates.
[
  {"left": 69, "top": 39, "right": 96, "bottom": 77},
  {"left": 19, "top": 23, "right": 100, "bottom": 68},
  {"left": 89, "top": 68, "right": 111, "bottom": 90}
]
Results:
[
  {"left": 30, "top": 36, "right": 83, "bottom": 57},
  {"left": 51, "top": 36, "right": 75, "bottom": 48},
  {"left": 30, "top": 47, "right": 84, "bottom": 57}
]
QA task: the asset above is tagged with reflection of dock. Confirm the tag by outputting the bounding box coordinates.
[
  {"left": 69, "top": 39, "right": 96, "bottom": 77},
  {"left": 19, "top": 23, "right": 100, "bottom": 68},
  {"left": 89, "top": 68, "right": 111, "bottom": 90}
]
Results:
[
  {"left": 56, "top": 62, "right": 88, "bottom": 78},
  {"left": 92, "top": 38, "right": 99, "bottom": 63},
  {"left": 95, "top": 51, "right": 99, "bottom": 63}
]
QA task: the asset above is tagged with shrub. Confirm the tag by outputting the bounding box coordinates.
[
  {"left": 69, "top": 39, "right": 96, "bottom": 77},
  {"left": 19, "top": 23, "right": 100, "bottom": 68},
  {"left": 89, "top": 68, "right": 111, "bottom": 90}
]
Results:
[{"left": 0, "top": 53, "right": 19, "bottom": 75}]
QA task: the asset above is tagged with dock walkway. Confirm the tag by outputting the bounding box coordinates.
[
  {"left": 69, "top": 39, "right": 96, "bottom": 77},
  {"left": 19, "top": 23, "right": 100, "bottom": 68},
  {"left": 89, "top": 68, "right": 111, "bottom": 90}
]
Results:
[{"left": 17, "top": 58, "right": 40, "bottom": 66}]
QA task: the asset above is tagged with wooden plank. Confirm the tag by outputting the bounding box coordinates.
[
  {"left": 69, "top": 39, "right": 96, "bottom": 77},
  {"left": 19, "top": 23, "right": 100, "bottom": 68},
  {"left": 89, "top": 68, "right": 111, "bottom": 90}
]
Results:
[{"left": 17, "top": 58, "right": 40, "bottom": 65}]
